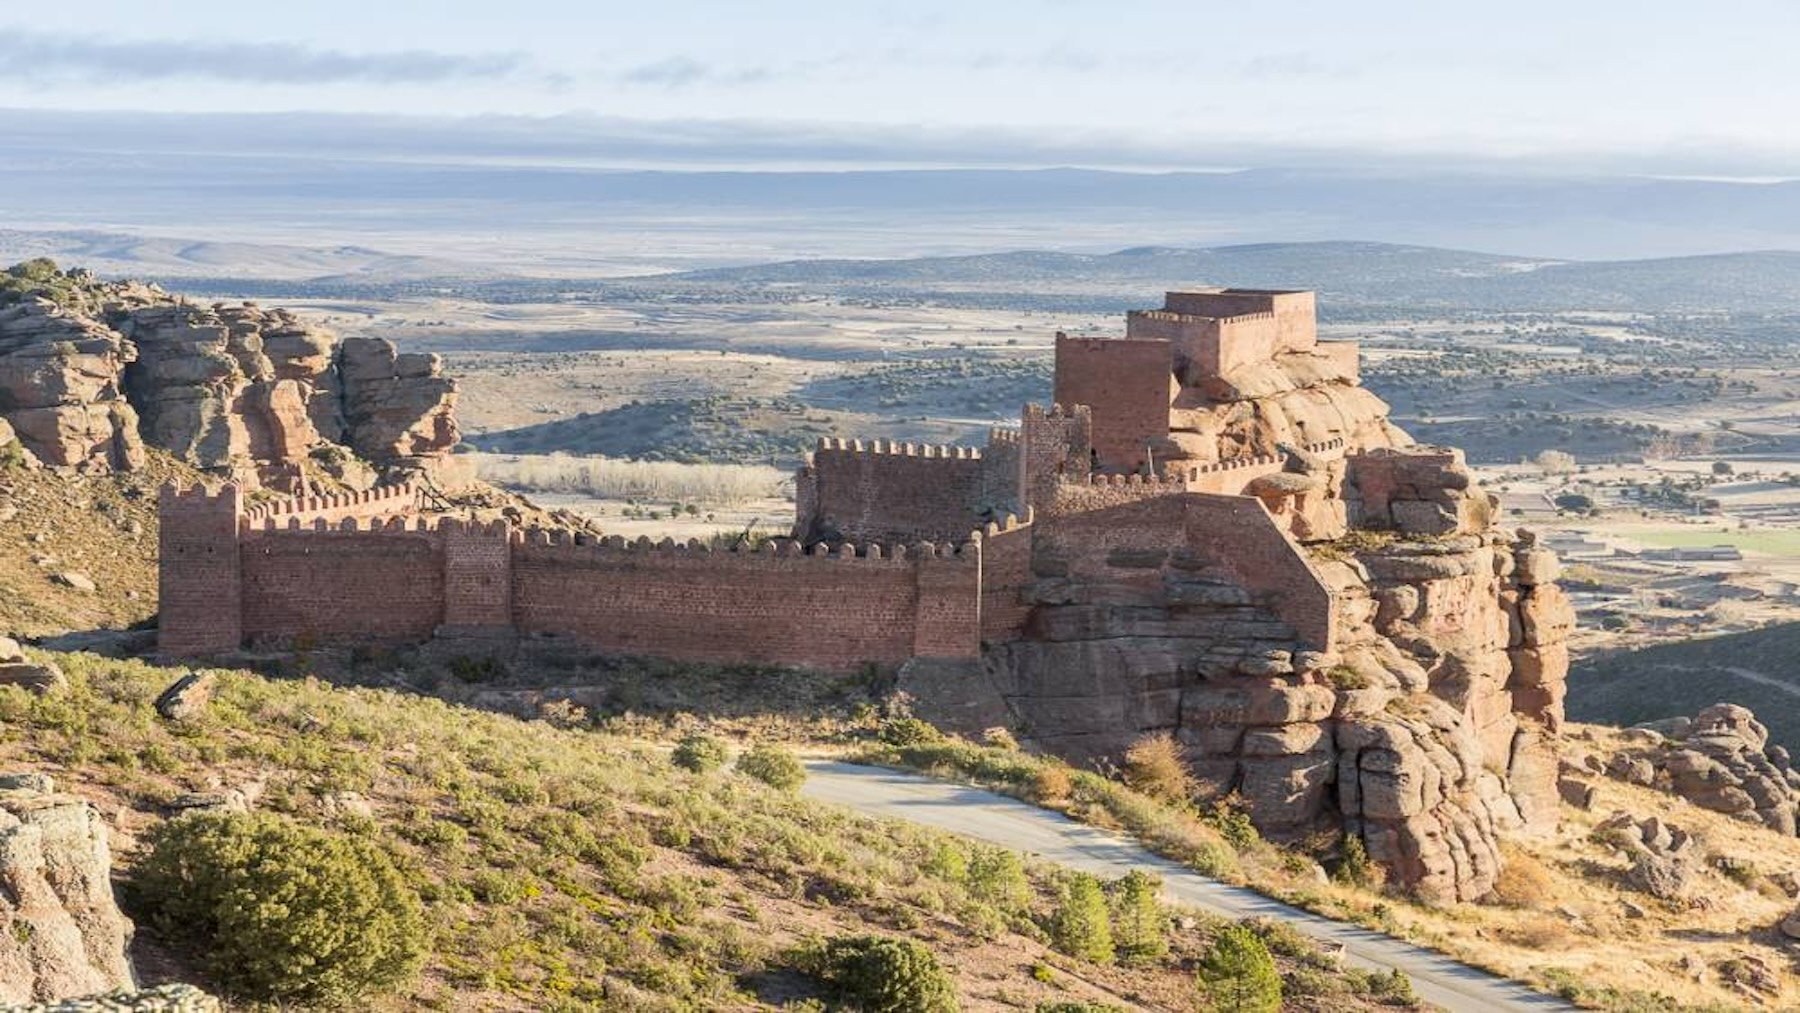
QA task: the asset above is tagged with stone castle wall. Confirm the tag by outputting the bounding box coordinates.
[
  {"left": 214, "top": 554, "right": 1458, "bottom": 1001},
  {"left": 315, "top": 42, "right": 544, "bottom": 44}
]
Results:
[
  {"left": 160, "top": 484, "right": 1009, "bottom": 669},
  {"left": 1051, "top": 336, "right": 1173, "bottom": 472},
  {"left": 794, "top": 439, "right": 996, "bottom": 545}
]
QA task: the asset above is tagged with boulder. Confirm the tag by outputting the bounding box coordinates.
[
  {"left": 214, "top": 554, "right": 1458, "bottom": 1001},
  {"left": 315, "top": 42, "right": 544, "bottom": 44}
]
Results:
[
  {"left": 0, "top": 773, "right": 136, "bottom": 1005},
  {"left": 152, "top": 672, "right": 216, "bottom": 723}
]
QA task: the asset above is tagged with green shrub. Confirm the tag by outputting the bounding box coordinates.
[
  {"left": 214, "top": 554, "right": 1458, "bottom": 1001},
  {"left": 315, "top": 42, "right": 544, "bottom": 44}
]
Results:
[
  {"left": 879, "top": 716, "right": 945, "bottom": 746},
  {"left": 1334, "top": 832, "right": 1376, "bottom": 888},
  {"left": 1047, "top": 872, "right": 1114, "bottom": 964},
  {"left": 1197, "top": 924, "right": 1282, "bottom": 1013},
  {"left": 811, "top": 934, "right": 959, "bottom": 1013},
  {"left": 1108, "top": 870, "right": 1169, "bottom": 964},
  {"left": 967, "top": 847, "right": 1031, "bottom": 911},
  {"left": 129, "top": 811, "right": 426, "bottom": 1006},
  {"left": 671, "top": 733, "right": 729, "bottom": 774},
  {"left": 737, "top": 742, "right": 806, "bottom": 791}
]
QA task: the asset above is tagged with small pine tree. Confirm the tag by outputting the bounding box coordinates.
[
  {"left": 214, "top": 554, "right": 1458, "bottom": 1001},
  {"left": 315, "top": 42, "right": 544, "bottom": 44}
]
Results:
[
  {"left": 1109, "top": 870, "right": 1169, "bottom": 964},
  {"left": 1048, "top": 872, "right": 1114, "bottom": 964},
  {"left": 1197, "top": 924, "right": 1282, "bottom": 1013}
]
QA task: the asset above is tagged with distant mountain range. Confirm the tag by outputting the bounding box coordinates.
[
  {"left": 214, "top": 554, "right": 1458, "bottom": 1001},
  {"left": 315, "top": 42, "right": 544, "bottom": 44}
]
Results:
[
  {"left": 7, "top": 228, "right": 1800, "bottom": 314},
  {"left": 0, "top": 230, "right": 509, "bottom": 283},
  {"left": 667, "top": 241, "right": 1800, "bottom": 313}
]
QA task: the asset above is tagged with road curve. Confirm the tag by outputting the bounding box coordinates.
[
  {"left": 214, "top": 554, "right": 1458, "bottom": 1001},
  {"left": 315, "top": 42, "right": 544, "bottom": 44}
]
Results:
[{"left": 802, "top": 760, "right": 1572, "bottom": 1013}]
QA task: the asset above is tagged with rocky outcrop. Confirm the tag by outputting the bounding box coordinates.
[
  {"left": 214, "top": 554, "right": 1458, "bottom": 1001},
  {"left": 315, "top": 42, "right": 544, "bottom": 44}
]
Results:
[
  {"left": 1596, "top": 812, "right": 1700, "bottom": 900},
  {"left": 1607, "top": 703, "right": 1800, "bottom": 835},
  {"left": 1162, "top": 346, "right": 1408, "bottom": 465},
  {"left": 0, "top": 263, "right": 460, "bottom": 486},
  {"left": 0, "top": 773, "right": 135, "bottom": 1005},
  {"left": 336, "top": 337, "right": 459, "bottom": 466},
  {"left": 960, "top": 444, "right": 1571, "bottom": 903},
  {"left": 11, "top": 983, "right": 220, "bottom": 1013},
  {"left": 0, "top": 299, "right": 143, "bottom": 471}
]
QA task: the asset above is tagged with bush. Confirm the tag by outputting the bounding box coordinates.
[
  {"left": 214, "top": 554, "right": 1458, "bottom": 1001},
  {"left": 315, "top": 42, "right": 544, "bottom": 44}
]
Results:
[
  {"left": 812, "top": 934, "right": 959, "bottom": 1013},
  {"left": 879, "top": 717, "right": 944, "bottom": 746},
  {"left": 1197, "top": 924, "right": 1282, "bottom": 1013},
  {"left": 1047, "top": 872, "right": 1114, "bottom": 964},
  {"left": 129, "top": 811, "right": 426, "bottom": 1006},
  {"left": 967, "top": 847, "right": 1031, "bottom": 911},
  {"left": 737, "top": 742, "right": 806, "bottom": 791},
  {"left": 1109, "top": 870, "right": 1169, "bottom": 964},
  {"left": 1334, "top": 832, "right": 1378, "bottom": 888},
  {"left": 1031, "top": 764, "right": 1074, "bottom": 803},
  {"left": 1122, "top": 733, "right": 1194, "bottom": 803},
  {"left": 671, "top": 733, "right": 729, "bottom": 774}
]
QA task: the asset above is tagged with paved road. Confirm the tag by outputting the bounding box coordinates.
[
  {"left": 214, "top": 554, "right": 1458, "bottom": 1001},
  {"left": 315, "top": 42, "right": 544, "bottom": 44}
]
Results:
[{"left": 802, "top": 761, "right": 1572, "bottom": 1013}]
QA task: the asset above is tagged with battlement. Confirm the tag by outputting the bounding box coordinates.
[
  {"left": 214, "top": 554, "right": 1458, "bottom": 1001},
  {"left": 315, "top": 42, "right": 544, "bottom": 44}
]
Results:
[
  {"left": 243, "top": 483, "right": 420, "bottom": 524},
  {"left": 813, "top": 437, "right": 982, "bottom": 459},
  {"left": 511, "top": 527, "right": 979, "bottom": 562},
  {"left": 987, "top": 427, "right": 1021, "bottom": 446},
  {"left": 158, "top": 481, "right": 242, "bottom": 512}
]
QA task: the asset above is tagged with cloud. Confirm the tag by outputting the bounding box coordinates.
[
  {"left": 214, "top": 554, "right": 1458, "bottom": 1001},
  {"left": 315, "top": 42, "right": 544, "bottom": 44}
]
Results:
[
  {"left": 619, "top": 57, "right": 778, "bottom": 90},
  {"left": 0, "top": 29, "right": 528, "bottom": 85}
]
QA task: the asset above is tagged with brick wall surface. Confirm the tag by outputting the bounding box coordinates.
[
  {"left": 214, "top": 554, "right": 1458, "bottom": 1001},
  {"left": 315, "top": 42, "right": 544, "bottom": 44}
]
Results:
[
  {"left": 799, "top": 440, "right": 986, "bottom": 544},
  {"left": 1052, "top": 336, "right": 1172, "bottom": 472},
  {"left": 510, "top": 537, "right": 980, "bottom": 667},
  {"left": 240, "top": 526, "right": 445, "bottom": 645}
]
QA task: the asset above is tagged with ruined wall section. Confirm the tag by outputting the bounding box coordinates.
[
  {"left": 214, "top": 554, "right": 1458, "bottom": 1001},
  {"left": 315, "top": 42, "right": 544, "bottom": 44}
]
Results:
[{"left": 796, "top": 439, "right": 987, "bottom": 545}]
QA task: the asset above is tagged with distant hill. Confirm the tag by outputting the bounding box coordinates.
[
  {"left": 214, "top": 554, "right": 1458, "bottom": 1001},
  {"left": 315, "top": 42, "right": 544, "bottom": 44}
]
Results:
[
  {"left": 1570, "top": 623, "right": 1800, "bottom": 751},
  {"left": 0, "top": 229, "right": 506, "bottom": 282},
  {"left": 663, "top": 241, "right": 1800, "bottom": 313}
]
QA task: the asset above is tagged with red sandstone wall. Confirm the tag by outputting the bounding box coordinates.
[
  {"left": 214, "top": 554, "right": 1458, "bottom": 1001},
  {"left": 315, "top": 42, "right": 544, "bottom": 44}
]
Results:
[
  {"left": 239, "top": 524, "right": 445, "bottom": 645},
  {"left": 978, "top": 515, "right": 1034, "bottom": 643},
  {"left": 1052, "top": 336, "right": 1172, "bottom": 472},
  {"left": 510, "top": 536, "right": 980, "bottom": 667},
  {"left": 158, "top": 484, "right": 244, "bottom": 656},
  {"left": 1032, "top": 492, "right": 1336, "bottom": 650},
  {"left": 800, "top": 440, "right": 986, "bottom": 544}
]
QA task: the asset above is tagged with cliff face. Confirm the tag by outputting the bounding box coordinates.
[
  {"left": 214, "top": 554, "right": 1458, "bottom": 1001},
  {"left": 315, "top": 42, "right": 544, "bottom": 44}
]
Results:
[
  {"left": 0, "top": 264, "right": 459, "bottom": 488},
  {"left": 978, "top": 452, "right": 1570, "bottom": 902}
]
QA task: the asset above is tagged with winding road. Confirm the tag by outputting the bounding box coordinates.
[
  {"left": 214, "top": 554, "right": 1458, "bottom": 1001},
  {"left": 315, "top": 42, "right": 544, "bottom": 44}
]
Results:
[{"left": 802, "top": 760, "right": 1572, "bottom": 1013}]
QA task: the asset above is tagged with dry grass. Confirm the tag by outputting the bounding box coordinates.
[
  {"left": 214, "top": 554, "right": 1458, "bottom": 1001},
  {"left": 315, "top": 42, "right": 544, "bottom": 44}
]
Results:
[
  {"left": 1121, "top": 732, "right": 1195, "bottom": 804},
  {"left": 1487, "top": 845, "right": 1555, "bottom": 910},
  {"left": 472, "top": 452, "right": 789, "bottom": 505}
]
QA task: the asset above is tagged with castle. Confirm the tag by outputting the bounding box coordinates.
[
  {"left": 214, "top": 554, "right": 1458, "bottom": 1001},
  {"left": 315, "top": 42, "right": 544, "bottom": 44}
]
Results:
[{"left": 159, "top": 289, "right": 1573, "bottom": 901}]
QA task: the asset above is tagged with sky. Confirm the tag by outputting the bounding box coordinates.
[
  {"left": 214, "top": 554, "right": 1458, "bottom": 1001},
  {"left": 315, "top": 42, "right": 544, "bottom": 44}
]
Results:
[{"left": 1, "top": 0, "right": 1798, "bottom": 174}]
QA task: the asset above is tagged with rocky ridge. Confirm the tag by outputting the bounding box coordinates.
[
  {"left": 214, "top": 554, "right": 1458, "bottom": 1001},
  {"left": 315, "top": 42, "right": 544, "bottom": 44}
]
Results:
[{"left": 0, "top": 260, "right": 459, "bottom": 488}]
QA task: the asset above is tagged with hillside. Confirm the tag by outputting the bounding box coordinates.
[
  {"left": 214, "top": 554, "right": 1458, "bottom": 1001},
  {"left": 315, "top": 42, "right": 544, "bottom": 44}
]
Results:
[
  {"left": 1570, "top": 622, "right": 1800, "bottom": 751},
  {"left": 0, "top": 650, "right": 1408, "bottom": 1011}
]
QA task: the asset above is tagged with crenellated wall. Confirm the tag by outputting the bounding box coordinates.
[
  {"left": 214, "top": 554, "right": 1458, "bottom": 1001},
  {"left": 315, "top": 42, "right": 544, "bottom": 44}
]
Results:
[
  {"left": 795, "top": 437, "right": 999, "bottom": 545},
  {"left": 160, "top": 483, "right": 994, "bottom": 668},
  {"left": 242, "top": 482, "right": 421, "bottom": 526}
]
